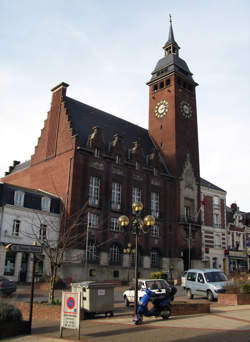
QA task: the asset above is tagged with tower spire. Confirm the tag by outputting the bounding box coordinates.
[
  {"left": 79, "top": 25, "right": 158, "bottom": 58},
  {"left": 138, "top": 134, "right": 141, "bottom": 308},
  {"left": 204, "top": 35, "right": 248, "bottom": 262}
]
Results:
[{"left": 163, "top": 14, "right": 180, "bottom": 56}]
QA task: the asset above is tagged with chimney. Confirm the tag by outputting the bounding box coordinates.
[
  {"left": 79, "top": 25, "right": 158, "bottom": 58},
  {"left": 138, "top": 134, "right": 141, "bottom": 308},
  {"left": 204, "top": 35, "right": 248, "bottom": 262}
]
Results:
[
  {"left": 45, "top": 82, "right": 69, "bottom": 159},
  {"left": 51, "top": 82, "right": 69, "bottom": 98}
]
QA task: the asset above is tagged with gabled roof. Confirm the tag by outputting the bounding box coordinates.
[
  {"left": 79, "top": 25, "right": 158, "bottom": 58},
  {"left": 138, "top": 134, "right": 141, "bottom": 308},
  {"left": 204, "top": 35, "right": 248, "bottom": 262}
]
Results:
[
  {"left": 200, "top": 177, "right": 226, "bottom": 193},
  {"left": 65, "top": 96, "right": 157, "bottom": 156}
]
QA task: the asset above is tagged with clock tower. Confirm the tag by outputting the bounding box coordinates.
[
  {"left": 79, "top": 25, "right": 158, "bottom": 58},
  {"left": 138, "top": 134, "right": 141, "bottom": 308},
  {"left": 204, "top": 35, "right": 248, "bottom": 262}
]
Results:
[
  {"left": 147, "top": 16, "right": 201, "bottom": 266},
  {"left": 148, "top": 16, "right": 199, "bottom": 180}
]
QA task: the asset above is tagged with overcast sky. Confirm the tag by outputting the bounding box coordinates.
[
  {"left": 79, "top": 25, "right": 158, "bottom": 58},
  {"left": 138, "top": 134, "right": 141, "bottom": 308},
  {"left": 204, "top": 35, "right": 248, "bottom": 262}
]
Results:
[{"left": 1, "top": 0, "right": 249, "bottom": 211}]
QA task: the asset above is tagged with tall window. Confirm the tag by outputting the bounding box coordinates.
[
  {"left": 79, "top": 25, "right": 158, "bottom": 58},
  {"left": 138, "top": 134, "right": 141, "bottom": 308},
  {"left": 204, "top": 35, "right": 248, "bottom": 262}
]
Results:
[
  {"left": 94, "top": 148, "right": 100, "bottom": 158},
  {"left": 87, "top": 212, "right": 99, "bottom": 229},
  {"left": 87, "top": 241, "right": 97, "bottom": 262},
  {"left": 39, "top": 224, "right": 47, "bottom": 240},
  {"left": 110, "top": 217, "right": 121, "bottom": 232},
  {"left": 112, "top": 183, "right": 121, "bottom": 210},
  {"left": 214, "top": 213, "right": 220, "bottom": 228},
  {"left": 214, "top": 234, "right": 221, "bottom": 248},
  {"left": 151, "top": 192, "right": 159, "bottom": 218},
  {"left": 89, "top": 176, "right": 100, "bottom": 205},
  {"left": 4, "top": 252, "right": 16, "bottom": 276},
  {"left": 153, "top": 168, "right": 158, "bottom": 176},
  {"left": 115, "top": 155, "right": 121, "bottom": 165},
  {"left": 41, "top": 197, "right": 51, "bottom": 212},
  {"left": 132, "top": 187, "right": 141, "bottom": 204},
  {"left": 151, "top": 248, "right": 160, "bottom": 267},
  {"left": 213, "top": 196, "right": 220, "bottom": 209},
  {"left": 151, "top": 225, "right": 160, "bottom": 238},
  {"left": 184, "top": 206, "right": 191, "bottom": 220},
  {"left": 14, "top": 191, "right": 24, "bottom": 207},
  {"left": 109, "top": 244, "right": 121, "bottom": 264},
  {"left": 12, "top": 219, "right": 20, "bottom": 236}
]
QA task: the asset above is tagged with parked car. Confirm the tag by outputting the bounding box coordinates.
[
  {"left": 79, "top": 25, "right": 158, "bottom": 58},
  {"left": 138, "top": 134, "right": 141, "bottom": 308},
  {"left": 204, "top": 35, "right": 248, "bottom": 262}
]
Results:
[
  {"left": 185, "top": 269, "right": 230, "bottom": 301},
  {"left": 0, "top": 276, "right": 16, "bottom": 296},
  {"left": 123, "top": 278, "right": 171, "bottom": 306},
  {"left": 181, "top": 271, "right": 187, "bottom": 288}
]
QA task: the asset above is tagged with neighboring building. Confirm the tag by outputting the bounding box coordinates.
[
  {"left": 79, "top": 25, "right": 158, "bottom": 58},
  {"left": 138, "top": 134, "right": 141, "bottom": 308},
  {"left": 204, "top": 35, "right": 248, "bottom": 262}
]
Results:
[
  {"left": 225, "top": 204, "right": 250, "bottom": 273},
  {"left": 0, "top": 182, "right": 61, "bottom": 282},
  {"left": 200, "top": 178, "right": 227, "bottom": 272},
  {"left": 1, "top": 19, "right": 203, "bottom": 282}
]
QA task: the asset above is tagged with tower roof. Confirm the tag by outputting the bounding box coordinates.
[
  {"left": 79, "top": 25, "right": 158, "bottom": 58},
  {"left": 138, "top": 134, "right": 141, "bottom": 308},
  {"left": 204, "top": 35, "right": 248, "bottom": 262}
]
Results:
[
  {"left": 163, "top": 14, "right": 180, "bottom": 50},
  {"left": 147, "top": 15, "right": 197, "bottom": 85}
]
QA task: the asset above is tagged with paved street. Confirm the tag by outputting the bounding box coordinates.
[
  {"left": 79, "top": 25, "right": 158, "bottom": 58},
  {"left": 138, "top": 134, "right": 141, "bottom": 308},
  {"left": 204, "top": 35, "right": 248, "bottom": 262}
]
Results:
[
  {"left": 4, "top": 304, "right": 250, "bottom": 342},
  {"left": 2, "top": 285, "right": 250, "bottom": 342}
]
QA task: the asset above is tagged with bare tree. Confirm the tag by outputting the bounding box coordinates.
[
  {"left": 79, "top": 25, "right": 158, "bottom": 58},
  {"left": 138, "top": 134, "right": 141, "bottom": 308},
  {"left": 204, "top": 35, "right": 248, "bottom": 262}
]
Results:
[
  {"left": 23, "top": 203, "right": 113, "bottom": 304},
  {"left": 21, "top": 203, "right": 90, "bottom": 304}
]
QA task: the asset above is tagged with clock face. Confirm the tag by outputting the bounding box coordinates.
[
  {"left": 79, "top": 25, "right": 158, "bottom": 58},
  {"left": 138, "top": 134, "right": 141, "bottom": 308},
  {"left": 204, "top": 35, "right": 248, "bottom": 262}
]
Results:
[
  {"left": 180, "top": 101, "right": 192, "bottom": 119},
  {"left": 154, "top": 100, "right": 169, "bottom": 118}
]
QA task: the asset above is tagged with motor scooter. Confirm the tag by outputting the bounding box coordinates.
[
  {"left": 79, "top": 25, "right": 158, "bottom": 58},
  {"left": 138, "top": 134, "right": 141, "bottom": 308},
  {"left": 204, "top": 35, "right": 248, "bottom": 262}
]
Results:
[{"left": 133, "top": 286, "right": 177, "bottom": 325}]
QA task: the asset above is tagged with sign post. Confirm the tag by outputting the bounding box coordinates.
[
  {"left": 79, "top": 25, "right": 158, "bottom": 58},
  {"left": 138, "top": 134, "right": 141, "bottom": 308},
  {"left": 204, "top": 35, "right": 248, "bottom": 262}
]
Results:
[
  {"left": 60, "top": 291, "right": 81, "bottom": 339},
  {"left": 5, "top": 243, "right": 42, "bottom": 334}
]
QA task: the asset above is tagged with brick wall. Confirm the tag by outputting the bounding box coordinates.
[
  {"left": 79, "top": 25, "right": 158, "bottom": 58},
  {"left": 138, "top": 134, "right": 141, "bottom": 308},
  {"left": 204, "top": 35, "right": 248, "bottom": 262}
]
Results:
[
  {"left": 16, "top": 301, "right": 209, "bottom": 321},
  {"left": 16, "top": 302, "right": 61, "bottom": 321},
  {"left": 204, "top": 196, "right": 213, "bottom": 226}
]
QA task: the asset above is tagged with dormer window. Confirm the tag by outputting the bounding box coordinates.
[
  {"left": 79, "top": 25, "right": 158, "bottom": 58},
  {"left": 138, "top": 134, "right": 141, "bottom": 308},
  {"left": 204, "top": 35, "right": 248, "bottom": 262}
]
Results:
[
  {"left": 41, "top": 197, "right": 51, "bottom": 212},
  {"left": 14, "top": 191, "right": 24, "bottom": 207},
  {"left": 166, "top": 78, "right": 171, "bottom": 86},
  {"left": 94, "top": 148, "right": 100, "bottom": 158}
]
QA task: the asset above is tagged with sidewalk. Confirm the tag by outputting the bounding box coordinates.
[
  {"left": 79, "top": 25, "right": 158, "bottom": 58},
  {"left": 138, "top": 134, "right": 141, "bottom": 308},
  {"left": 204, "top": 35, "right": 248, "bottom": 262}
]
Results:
[{"left": 4, "top": 304, "right": 250, "bottom": 342}]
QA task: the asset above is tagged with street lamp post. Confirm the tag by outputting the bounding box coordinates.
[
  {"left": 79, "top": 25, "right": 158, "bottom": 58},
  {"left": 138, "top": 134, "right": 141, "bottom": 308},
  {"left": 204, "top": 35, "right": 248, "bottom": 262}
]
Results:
[
  {"left": 118, "top": 202, "right": 155, "bottom": 318},
  {"left": 123, "top": 243, "right": 136, "bottom": 283}
]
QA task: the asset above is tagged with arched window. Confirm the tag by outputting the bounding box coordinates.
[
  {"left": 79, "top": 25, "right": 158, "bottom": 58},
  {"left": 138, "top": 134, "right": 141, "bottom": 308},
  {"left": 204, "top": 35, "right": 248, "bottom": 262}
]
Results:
[{"left": 109, "top": 244, "right": 121, "bottom": 265}]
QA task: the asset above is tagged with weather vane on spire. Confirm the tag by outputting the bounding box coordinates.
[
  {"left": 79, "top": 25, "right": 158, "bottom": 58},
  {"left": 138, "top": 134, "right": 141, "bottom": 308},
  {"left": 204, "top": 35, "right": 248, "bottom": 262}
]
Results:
[{"left": 169, "top": 14, "right": 172, "bottom": 24}]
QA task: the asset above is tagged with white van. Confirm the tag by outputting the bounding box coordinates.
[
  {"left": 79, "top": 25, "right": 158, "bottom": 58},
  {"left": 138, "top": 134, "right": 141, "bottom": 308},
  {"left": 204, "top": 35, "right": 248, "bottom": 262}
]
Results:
[
  {"left": 185, "top": 269, "right": 230, "bottom": 301},
  {"left": 123, "top": 279, "right": 171, "bottom": 306}
]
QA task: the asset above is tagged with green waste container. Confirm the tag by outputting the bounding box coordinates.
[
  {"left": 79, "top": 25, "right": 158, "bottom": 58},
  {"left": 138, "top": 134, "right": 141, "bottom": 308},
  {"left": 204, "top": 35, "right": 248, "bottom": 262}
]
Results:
[{"left": 71, "top": 281, "right": 114, "bottom": 317}]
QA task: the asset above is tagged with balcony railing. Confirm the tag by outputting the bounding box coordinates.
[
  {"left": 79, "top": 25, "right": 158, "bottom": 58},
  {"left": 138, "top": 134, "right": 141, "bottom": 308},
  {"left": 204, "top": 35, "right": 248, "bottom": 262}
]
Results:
[{"left": 178, "top": 215, "right": 202, "bottom": 225}]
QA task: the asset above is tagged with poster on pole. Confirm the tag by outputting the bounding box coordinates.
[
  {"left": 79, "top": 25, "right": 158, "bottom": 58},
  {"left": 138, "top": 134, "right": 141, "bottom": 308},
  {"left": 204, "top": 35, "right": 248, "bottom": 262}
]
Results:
[{"left": 60, "top": 291, "right": 81, "bottom": 339}]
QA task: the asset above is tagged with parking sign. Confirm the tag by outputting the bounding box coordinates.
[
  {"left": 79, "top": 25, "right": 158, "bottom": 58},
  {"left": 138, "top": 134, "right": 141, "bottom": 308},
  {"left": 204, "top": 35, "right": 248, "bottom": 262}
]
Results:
[{"left": 60, "top": 291, "right": 81, "bottom": 339}]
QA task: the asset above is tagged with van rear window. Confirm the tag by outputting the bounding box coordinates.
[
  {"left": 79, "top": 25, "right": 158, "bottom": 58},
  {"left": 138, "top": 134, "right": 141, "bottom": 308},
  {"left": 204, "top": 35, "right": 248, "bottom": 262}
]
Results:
[{"left": 187, "top": 272, "right": 197, "bottom": 281}]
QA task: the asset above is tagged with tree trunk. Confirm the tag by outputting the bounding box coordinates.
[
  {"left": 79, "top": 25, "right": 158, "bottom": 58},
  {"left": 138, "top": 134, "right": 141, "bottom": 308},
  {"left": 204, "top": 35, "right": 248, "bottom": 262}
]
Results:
[{"left": 48, "top": 266, "right": 57, "bottom": 304}]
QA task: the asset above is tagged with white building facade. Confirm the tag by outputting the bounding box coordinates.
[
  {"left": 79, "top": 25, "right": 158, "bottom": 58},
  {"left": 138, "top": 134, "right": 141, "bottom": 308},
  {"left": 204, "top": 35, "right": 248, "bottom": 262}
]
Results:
[
  {"left": 200, "top": 178, "right": 227, "bottom": 273},
  {"left": 0, "top": 182, "right": 61, "bottom": 282}
]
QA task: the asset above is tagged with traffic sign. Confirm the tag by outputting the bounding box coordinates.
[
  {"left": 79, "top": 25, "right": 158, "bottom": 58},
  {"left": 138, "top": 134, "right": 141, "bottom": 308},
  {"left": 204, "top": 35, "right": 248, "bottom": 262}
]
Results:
[
  {"left": 60, "top": 292, "right": 81, "bottom": 339},
  {"left": 5, "top": 244, "right": 42, "bottom": 253}
]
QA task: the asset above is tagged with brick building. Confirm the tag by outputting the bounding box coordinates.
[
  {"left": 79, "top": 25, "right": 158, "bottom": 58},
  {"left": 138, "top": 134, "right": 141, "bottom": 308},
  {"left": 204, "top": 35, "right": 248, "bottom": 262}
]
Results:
[{"left": 2, "top": 20, "right": 203, "bottom": 281}]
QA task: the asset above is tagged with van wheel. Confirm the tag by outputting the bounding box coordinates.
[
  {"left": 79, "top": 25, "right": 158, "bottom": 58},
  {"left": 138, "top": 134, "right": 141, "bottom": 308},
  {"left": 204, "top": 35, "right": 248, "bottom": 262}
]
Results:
[
  {"left": 207, "top": 290, "right": 214, "bottom": 302},
  {"left": 186, "top": 289, "right": 193, "bottom": 299},
  {"left": 124, "top": 296, "right": 130, "bottom": 307}
]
